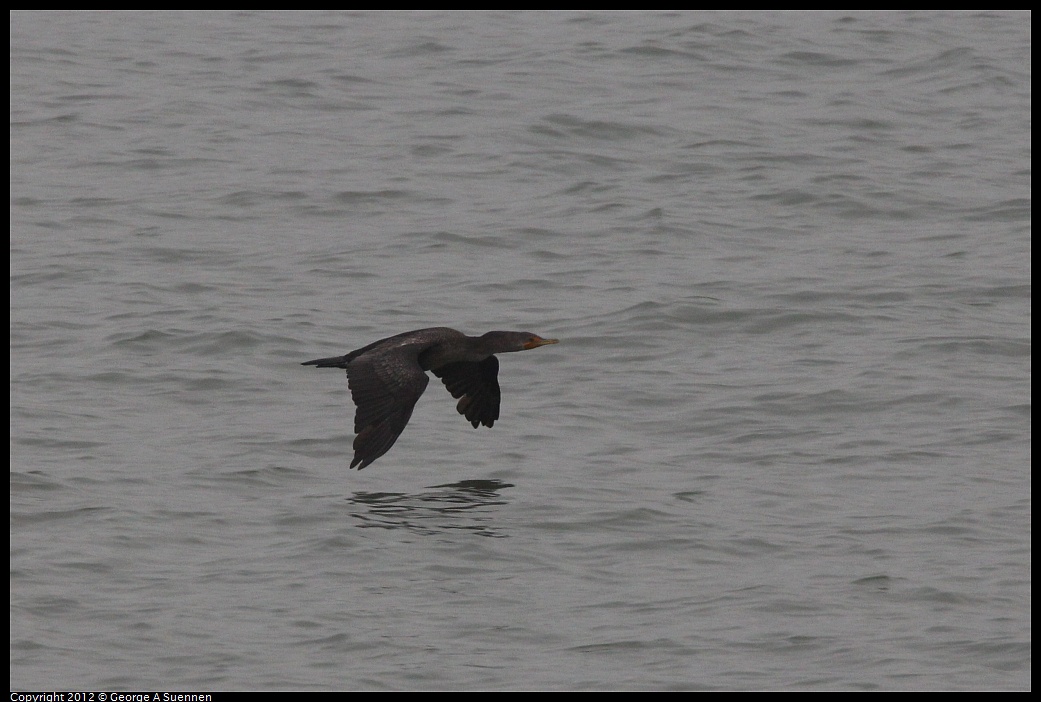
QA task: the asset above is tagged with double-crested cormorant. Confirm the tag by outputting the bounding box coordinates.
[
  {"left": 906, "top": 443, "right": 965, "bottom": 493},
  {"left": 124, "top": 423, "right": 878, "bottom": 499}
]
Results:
[{"left": 302, "top": 327, "right": 559, "bottom": 469}]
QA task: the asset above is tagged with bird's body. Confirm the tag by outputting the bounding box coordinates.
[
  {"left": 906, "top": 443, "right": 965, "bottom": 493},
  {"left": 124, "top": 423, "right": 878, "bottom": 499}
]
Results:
[{"left": 302, "top": 327, "right": 558, "bottom": 469}]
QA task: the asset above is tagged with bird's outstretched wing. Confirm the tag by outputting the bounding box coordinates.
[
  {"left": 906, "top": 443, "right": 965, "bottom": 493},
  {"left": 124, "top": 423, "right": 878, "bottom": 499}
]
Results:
[
  {"left": 432, "top": 356, "right": 501, "bottom": 429},
  {"left": 346, "top": 347, "right": 430, "bottom": 469}
]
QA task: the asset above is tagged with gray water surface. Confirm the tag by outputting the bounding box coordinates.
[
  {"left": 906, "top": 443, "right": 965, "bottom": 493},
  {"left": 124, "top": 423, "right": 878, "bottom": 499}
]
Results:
[{"left": 10, "top": 10, "right": 1031, "bottom": 690}]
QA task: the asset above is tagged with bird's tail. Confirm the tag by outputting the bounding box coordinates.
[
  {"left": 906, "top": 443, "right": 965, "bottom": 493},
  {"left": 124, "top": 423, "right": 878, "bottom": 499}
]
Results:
[{"left": 301, "top": 355, "right": 349, "bottom": 368}]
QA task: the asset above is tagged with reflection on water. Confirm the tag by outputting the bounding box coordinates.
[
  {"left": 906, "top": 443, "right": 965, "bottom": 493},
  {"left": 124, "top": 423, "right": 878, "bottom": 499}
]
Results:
[{"left": 347, "top": 479, "right": 514, "bottom": 537}]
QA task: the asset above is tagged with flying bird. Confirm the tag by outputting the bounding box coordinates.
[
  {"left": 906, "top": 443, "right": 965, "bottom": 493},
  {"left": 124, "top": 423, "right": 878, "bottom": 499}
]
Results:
[{"left": 302, "top": 327, "right": 559, "bottom": 469}]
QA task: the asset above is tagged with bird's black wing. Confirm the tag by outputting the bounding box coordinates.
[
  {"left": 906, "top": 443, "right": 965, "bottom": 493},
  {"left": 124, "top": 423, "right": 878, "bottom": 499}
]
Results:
[
  {"left": 431, "top": 356, "right": 501, "bottom": 429},
  {"left": 346, "top": 346, "right": 430, "bottom": 469}
]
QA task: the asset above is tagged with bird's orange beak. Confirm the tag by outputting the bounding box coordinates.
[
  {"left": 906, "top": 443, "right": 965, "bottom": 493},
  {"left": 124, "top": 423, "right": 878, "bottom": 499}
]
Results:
[{"left": 523, "top": 335, "right": 559, "bottom": 350}]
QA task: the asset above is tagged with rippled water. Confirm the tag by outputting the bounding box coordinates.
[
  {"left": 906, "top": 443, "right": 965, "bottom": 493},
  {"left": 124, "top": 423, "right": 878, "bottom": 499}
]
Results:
[{"left": 10, "top": 10, "right": 1030, "bottom": 690}]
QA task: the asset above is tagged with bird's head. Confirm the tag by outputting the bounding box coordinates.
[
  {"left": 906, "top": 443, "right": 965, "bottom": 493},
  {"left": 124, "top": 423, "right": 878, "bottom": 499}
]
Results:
[{"left": 480, "top": 331, "right": 560, "bottom": 353}]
